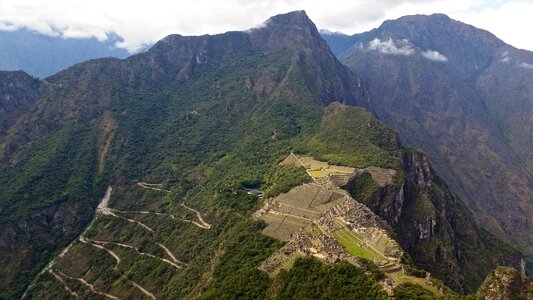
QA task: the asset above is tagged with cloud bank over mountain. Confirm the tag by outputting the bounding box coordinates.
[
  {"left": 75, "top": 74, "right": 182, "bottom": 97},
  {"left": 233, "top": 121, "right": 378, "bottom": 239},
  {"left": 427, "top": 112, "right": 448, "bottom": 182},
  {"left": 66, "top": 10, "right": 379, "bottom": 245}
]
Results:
[
  {"left": 0, "top": 0, "right": 532, "bottom": 52},
  {"left": 422, "top": 50, "right": 448, "bottom": 62},
  {"left": 368, "top": 38, "right": 415, "bottom": 55}
]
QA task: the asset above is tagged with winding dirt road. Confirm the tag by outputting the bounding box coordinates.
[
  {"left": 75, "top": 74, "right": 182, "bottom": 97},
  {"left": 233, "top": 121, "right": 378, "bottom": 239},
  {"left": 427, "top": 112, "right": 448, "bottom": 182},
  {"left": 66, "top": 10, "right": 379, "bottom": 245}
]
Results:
[
  {"left": 85, "top": 239, "right": 184, "bottom": 270},
  {"left": 180, "top": 203, "right": 211, "bottom": 229},
  {"left": 58, "top": 271, "right": 119, "bottom": 300},
  {"left": 23, "top": 184, "right": 209, "bottom": 298},
  {"left": 79, "top": 237, "right": 121, "bottom": 268},
  {"left": 137, "top": 182, "right": 171, "bottom": 193},
  {"left": 157, "top": 242, "right": 187, "bottom": 266},
  {"left": 48, "top": 269, "right": 78, "bottom": 298}
]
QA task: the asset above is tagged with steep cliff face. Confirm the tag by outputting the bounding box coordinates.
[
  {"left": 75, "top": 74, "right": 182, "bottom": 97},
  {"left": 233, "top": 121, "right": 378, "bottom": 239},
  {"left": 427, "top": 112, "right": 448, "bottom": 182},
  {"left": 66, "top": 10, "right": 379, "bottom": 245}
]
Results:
[
  {"left": 0, "top": 71, "right": 39, "bottom": 113},
  {"left": 248, "top": 11, "right": 370, "bottom": 107},
  {"left": 346, "top": 149, "right": 522, "bottom": 293},
  {"left": 0, "top": 71, "right": 40, "bottom": 146},
  {"left": 476, "top": 266, "right": 533, "bottom": 300}
]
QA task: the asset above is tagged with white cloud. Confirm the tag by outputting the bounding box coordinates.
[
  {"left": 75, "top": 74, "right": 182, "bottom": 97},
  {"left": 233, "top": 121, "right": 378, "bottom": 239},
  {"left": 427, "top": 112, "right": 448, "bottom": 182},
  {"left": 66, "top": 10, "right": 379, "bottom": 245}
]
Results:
[
  {"left": 450, "top": 1, "right": 533, "bottom": 51},
  {"left": 519, "top": 62, "right": 533, "bottom": 69},
  {"left": 500, "top": 51, "right": 511, "bottom": 63},
  {"left": 0, "top": 0, "right": 531, "bottom": 52},
  {"left": 366, "top": 41, "right": 450, "bottom": 61},
  {"left": 422, "top": 50, "right": 448, "bottom": 62},
  {"left": 378, "top": 0, "right": 533, "bottom": 51},
  {"left": 368, "top": 38, "right": 415, "bottom": 55}
]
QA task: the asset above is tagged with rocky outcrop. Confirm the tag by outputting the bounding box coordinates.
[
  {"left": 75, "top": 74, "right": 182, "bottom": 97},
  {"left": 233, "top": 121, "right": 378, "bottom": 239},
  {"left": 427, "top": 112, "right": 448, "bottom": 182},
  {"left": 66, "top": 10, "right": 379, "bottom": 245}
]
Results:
[
  {"left": 476, "top": 266, "right": 532, "bottom": 300},
  {"left": 0, "top": 71, "right": 39, "bottom": 113},
  {"left": 0, "top": 71, "right": 40, "bottom": 139}
]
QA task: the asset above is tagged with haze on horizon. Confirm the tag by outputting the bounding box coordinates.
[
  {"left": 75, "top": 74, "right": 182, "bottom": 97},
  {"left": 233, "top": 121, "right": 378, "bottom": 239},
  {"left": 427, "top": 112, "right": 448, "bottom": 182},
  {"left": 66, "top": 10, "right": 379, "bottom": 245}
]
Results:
[{"left": 1, "top": 0, "right": 532, "bottom": 52}]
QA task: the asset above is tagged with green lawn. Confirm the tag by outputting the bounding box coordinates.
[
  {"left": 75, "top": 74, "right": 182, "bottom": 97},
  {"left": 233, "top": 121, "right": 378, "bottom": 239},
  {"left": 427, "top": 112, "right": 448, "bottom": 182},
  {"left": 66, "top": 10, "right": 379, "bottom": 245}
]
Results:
[
  {"left": 309, "top": 223, "right": 322, "bottom": 235},
  {"left": 331, "top": 219, "right": 385, "bottom": 260},
  {"left": 332, "top": 230, "right": 373, "bottom": 259}
]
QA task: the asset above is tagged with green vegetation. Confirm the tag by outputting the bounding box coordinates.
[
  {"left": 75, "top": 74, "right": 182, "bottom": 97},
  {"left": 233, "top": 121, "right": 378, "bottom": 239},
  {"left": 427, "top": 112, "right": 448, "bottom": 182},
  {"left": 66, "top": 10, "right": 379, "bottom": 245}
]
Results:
[
  {"left": 332, "top": 230, "right": 374, "bottom": 259},
  {"left": 263, "top": 165, "right": 310, "bottom": 198},
  {"left": 394, "top": 283, "right": 438, "bottom": 299},
  {"left": 0, "top": 121, "right": 101, "bottom": 221},
  {"left": 270, "top": 257, "right": 388, "bottom": 300},
  {"left": 337, "top": 17, "right": 533, "bottom": 262},
  {"left": 0, "top": 120, "right": 104, "bottom": 297},
  {"left": 10, "top": 31, "right": 387, "bottom": 298},
  {"left": 302, "top": 103, "right": 401, "bottom": 170},
  {"left": 309, "top": 223, "right": 322, "bottom": 234},
  {"left": 348, "top": 171, "right": 380, "bottom": 203},
  {"left": 331, "top": 219, "right": 383, "bottom": 260},
  {"left": 344, "top": 148, "right": 522, "bottom": 293},
  {"left": 358, "top": 258, "right": 386, "bottom": 281}
]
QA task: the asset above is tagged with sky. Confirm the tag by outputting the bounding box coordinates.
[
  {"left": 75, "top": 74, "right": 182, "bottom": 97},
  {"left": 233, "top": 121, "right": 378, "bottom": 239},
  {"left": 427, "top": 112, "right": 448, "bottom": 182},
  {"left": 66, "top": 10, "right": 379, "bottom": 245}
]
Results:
[{"left": 0, "top": 0, "right": 532, "bottom": 52}]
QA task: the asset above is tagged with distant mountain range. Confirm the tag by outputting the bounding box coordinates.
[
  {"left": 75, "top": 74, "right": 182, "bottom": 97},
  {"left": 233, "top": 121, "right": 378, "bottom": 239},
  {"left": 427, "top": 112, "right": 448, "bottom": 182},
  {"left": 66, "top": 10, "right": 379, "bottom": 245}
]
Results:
[
  {"left": 0, "top": 29, "right": 130, "bottom": 78},
  {"left": 321, "top": 13, "right": 533, "bottom": 262}
]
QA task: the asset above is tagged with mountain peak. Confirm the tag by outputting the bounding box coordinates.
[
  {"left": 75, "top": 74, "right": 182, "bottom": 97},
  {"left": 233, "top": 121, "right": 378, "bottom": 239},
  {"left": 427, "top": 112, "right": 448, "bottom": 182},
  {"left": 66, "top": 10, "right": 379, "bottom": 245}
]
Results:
[
  {"left": 379, "top": 13, "right": 503, "bottom": 48},
  {"left": 263, "top": 10, "right": 312, "bottom": 28},
  {"left": 395, "top": 13, "right": 451, "bottom": 22},
  {"left": 343, "top": 13, "right": 506, "bottom": 74},
  {"left": 248, "top": 10, "right": 323, "bottom": 54}
]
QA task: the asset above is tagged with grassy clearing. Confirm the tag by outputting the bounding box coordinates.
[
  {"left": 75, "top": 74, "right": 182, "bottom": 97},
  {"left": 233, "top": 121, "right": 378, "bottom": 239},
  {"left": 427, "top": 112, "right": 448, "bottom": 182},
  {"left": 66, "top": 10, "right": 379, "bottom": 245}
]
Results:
[
  {"left": 331, "top": 221, "right": 441, "bottom": 296},
  {"left": 332, "top": 230, "right": 374, "bottom": 259},
  {"left": 331, "top": 219, "right": 385, "bottom": 260},
  {"left": 308, "top": 169, "right": 329, "bottom": 177},
  {"left": 309, "top": 223, "right": 322, "bottom": 235}
]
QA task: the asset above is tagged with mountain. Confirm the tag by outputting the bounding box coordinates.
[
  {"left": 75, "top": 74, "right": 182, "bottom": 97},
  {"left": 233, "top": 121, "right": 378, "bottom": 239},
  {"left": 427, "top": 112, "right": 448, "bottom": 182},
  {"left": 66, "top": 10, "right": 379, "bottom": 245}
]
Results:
[
  {"left": 0, "top": 29, "right": 130, "bottom": 78},
  {"left": 322, "top": 14, "right": 533, "bottom": 261},
  {"left": 319, "top": 30, "right": 359, "bottom": 57},
  {"left": 0, "top": 71, "right": 40, "bottom": 137},
  {"left": 0, "top": 11, "right": 525, "bottom": 299}
]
